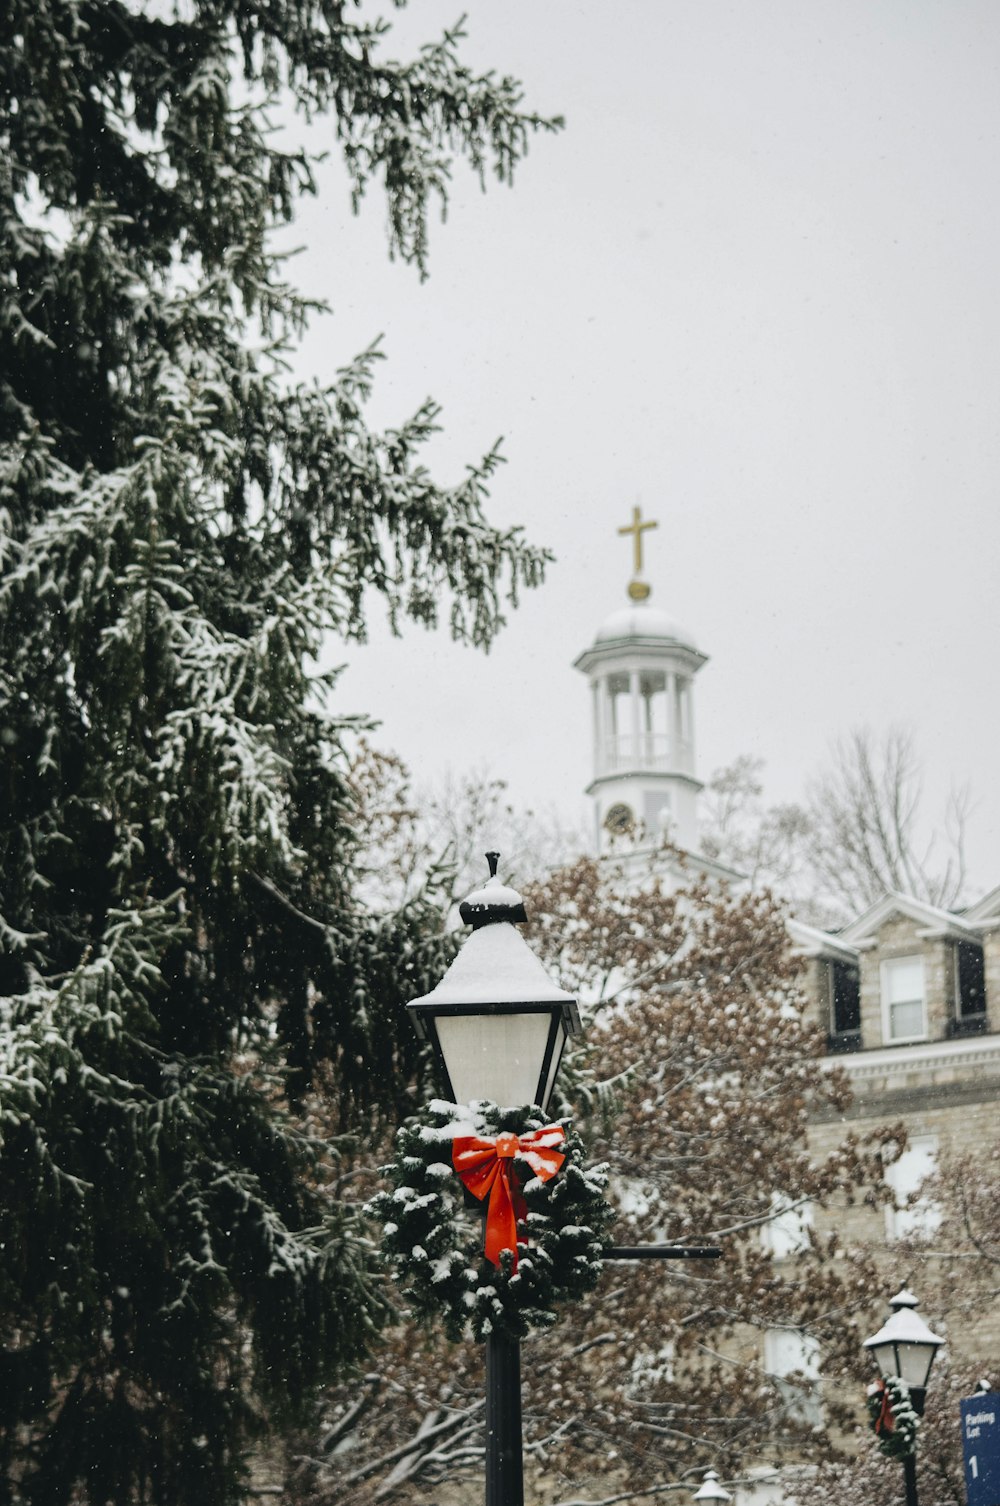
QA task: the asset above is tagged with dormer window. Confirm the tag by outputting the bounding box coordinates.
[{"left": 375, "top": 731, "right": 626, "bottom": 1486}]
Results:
[
  {"left": 881, "top": 956, "right": 926, "bottom": 1043},
  {"left": 827, "top": 960, "right": 861, "bottom": 1052},
  {"left": 951, "top": 941, "right": 987, "bottom": 1036}
]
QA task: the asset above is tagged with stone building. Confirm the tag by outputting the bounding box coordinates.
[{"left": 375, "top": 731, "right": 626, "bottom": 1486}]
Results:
[
  {"left": 792, "top": 888, "right": 1000, "bottom": 1165},
  {"left": 790, "top": 888, "right": 1000, "bottom": 1347},
  {"left": 578, "top": 514, "right": 1000, "bottom": 1277},
  {"left": 576, "top": 516, "right": 1000, "bottom": 1500}
]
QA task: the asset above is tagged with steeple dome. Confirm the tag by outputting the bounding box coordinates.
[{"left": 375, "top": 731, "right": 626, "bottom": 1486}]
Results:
[{"left": 593, "top": 601, "right": 699, "bottom": 653}]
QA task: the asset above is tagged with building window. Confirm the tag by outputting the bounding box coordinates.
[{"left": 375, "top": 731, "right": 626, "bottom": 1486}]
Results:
[
  {"left": 953, "top": 942, "right": 987, "bottom": 1034},
  {"left": 629, "top": 1339, "right": 675, "bottom": 1390},
  {"left": 881, "top": 956, "right": 926, "bottom": 1043},
  {"left": 763, "top": 1330, "right": 822, "bottom": 1425},
  {"left": 763, "top": 1195, "right": 813, "bottom": 1259},
  {"left": 884, "top": 1135, "right": 940, "bottom": 1241},
  {"left": 642, "top": 789, "right": 671, "bottom": 835},
  {"left": 827, "top": 961, "right": 861, "bottom": 1050}
]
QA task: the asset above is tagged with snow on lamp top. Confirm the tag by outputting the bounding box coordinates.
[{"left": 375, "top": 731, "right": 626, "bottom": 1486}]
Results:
[
  {"left": 458, "top": 850, "right": 528, "bottom": 930},
  {"left": 864, "top": 1289, "right": 944, "bottom": 1349},
  {"left": 409, "top": 912, "right": 577, "bottom": 1010},
  {"left": 863, "top": 1287, "right": 944, "bottom": 1395},
  {"left": 410, "top": 857, "right": 575, "bottom": 1010},
  {"left": 693, "top": 1470, "right": 732, "bottom": 1503},
  {"left": 406, "top": 854, "right": 581, "bottom": 1110}
]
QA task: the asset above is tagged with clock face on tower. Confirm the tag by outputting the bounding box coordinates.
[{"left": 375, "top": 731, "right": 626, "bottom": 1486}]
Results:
[{"left": 604, "top": 802, "right": 635, "bottom": 836}]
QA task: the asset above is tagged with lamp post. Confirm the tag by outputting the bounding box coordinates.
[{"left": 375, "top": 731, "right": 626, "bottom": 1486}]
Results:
[
  {"left": 406, "top": 853, "right": 582, "bottom": 1506},
  {"left": 404, "top": 853, "right": 721, "bottom": 1504},
  {"left": 863, "top": 1288, "right": 944, "bottom": 1506}
]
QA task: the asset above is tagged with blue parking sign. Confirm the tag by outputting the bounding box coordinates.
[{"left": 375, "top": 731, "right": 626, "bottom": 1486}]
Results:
[{"left": 962, "top": 1395, "right": 1000, "bottom": 1506}]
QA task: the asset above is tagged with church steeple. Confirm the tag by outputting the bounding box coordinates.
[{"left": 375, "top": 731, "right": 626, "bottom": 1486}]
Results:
[{"left": 574, "top": 510, "right": 707, "bottom": 853}]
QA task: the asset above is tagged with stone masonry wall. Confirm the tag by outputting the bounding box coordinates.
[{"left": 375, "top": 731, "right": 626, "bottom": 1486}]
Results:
[
  {"left": 808, "top": 1083, "right": 1000, "bottom": 1360},
  {"left": 797, "top": 907, "right": 1000, "bottom": 1382}
]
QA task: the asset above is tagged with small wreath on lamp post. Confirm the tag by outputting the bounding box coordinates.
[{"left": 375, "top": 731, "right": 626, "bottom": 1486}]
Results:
[
  {"left": 867, "top": 1375, "right": 920, "bottom": 1459},
  {"left": 368, "top": 1099, "right": 615, "bottom": 1343}
]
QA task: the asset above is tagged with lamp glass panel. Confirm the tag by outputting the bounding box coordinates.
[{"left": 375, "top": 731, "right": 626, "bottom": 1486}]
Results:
[
  {"left": 898, "top": 1341, "right": 936, "bottom": 1389},
  {"left": 434, "top": 1011, "right": 552, "bottom": 1107},
  {"left": 870, "top": 1340, "right": 898, "bottom": 1379},
  {"left": 540, "top": 1018, "right": 566, "bottom": 1114}
]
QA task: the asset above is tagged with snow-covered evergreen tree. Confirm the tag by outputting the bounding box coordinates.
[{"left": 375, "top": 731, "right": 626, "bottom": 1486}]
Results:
[{"left": 0, "top": 4, "right": 555, "bottom": 1501}]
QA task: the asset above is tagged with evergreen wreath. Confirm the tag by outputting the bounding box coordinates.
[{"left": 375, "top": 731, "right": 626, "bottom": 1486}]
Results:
[
  {"left": 867, "top": 1375, "right": 920, "bottom": 1459},
  {"left": 368, "top": 1099, "right": 615, "bottom": 1342}
]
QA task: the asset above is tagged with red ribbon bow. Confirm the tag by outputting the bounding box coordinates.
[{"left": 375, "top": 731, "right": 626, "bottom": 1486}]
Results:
[
  {"left": 873, "top": 1379, "right": 895, "bottom": 1436},
  {"left": 452, "top": 1126, "right": 566, "bottom": 1271}
]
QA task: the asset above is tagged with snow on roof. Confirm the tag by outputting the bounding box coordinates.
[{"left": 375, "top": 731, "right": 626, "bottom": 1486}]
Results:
[
  {"left": 573, "top": 599, "right": 708, "bottom": 673},
  {"left": 786, "top": 917, "right": 859, "bottom": 962},
  {"left": 594, "top": 602, "right": 698, "bottom": 650},
  {"left": 408, "top": 921, "right": 576, "bottom": 1008},
  {"left": 962, "top": 883, "right": 1000, "bottom": 925},
  {"left": 838, "top": 890, "right": 979, "bottom": 946}
]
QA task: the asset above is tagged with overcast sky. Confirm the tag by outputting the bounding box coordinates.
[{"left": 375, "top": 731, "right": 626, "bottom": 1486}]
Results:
[{"left": 286, "top": 0, "right": 1000, "bottom": 899}]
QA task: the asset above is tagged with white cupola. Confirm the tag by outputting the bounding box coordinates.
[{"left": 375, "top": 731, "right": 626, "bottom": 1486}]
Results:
[{"left": 574, "top": 507, "right": 708, "bottom": 854}]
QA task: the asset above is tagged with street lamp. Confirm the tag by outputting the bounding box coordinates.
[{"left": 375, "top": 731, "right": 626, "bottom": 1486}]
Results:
[
  {"left": 692, "top": 1468, "right": 732, "bottom": 1503},
  {"left": 406, "top": 854, "right": 582, "bottom": 1506},
  {"left": 863, "top": 1288, "right": 944, "bottom": 1506}
]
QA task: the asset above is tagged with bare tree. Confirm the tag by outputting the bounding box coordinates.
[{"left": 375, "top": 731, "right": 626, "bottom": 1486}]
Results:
[
  {"left": 347, "top": 737, "right": 586, "bottom": 910},
  {"left": 701, "top": 729, "right": 972, "bottom": 926},
  {"left": 700, "top": 755, "right": 814, "bottom": 894},
  {"left": 804, "top": 727, "right": 970, "bottom": 917}
]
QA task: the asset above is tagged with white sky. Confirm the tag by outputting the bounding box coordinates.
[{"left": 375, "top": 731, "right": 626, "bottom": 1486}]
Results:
[{"left": 286, "top": 0, "right": 1000, "bottom": 897}]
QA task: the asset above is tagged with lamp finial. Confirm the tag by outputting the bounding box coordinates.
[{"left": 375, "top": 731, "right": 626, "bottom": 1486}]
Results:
[{"left": 486, "top": 851, "right": 500, "bottom": 878}]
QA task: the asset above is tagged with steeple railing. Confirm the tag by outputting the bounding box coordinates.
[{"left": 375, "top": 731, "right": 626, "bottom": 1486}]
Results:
[{"left": 599, "top": 731, "right": 675, "bottom": 774}]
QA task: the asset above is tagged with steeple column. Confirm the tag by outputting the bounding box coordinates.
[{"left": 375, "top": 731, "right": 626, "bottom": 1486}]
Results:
[
  {"left": 666, "top": 671, "right": 679, "bottom": 766},
  {"left": 629, "top": 670, "right": 642, "bottom": 768},
  {"left": 684, "top": 678, "right": 695, "bottom": 772}
]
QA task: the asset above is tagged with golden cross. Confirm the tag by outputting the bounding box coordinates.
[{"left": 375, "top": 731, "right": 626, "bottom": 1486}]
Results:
[{"left": 618, "top": 505, "right": 658, "bottom": 577}]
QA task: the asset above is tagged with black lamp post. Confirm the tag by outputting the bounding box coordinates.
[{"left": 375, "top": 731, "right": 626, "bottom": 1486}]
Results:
[
  {"left": 863, "top": 1288, "right": 944, "bottom": 1506},
  {"left": 406, "top": 853, "right": 582, "bottom": 1506}
]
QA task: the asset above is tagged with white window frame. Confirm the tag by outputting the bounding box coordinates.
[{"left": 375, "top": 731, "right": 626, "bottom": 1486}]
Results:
[
  {"left": 763, "top": 1329, "right": 822, "bottom": 1425},
  {"left": 881, "top": 954, "right": 927, "bottom": 1044},
  {"left": 762, "top": 1194, "right": 814, "bottom": 1260},
  {"left": 884, "top": 1135, "right": 941, "bottom": 1241}
]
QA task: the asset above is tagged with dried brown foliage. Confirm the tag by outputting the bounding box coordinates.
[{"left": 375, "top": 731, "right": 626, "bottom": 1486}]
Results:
[{"left": 285, "top": 856, "right": 900, "bottom": 1504}]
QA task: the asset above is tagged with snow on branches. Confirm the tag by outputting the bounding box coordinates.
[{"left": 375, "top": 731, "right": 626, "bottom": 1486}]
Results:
[{"left": 0, "top": 3, "right": 558, "bottom": 1502}]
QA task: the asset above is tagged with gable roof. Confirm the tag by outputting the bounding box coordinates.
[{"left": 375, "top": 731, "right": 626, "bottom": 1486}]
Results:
[
  {"left": 838, "top": 890, "right": 979, "bottom": 947},
  {"left": 786, "top": 917, "right": 859, "bottom": 964},
  {"left": 962, "top": 884, "right": 1000, "bottom": 928}
]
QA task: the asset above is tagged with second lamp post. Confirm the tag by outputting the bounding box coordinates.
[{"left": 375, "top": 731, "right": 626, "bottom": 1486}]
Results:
[{"left": 863, "top": 1287, "right": 944, "bottom": 1506}]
